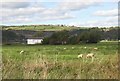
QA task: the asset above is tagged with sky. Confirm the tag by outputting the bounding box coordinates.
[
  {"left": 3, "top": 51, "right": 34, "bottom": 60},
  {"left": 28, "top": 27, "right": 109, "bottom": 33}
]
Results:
[{"left": 0, "top": 0, "right": 119, "bottom": 27}]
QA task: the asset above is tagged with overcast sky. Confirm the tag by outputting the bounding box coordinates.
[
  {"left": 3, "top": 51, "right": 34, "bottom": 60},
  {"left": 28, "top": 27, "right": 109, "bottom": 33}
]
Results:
[{"left": 0, "top": 0, "right": 119, "bottom": 27}]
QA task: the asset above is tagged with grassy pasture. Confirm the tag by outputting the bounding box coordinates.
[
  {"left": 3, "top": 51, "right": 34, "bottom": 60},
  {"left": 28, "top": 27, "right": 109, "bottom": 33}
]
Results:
[
  {"left": 2, "top": 25, "right": 83, "bottom": 31},
  {"left": 2, "top": 42, "right": 118, "bottom": 79}
]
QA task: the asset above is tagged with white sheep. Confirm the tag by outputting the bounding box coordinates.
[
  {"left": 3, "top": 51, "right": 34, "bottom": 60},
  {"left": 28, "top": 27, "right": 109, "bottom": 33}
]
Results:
[
  {"left": 84, "top": 47, "right": 87, "bottom": 49},
  {"left": 72, "top": 47, "right": 74, "bottom": 49},
  {"left": 86, "top": 53, "right": 95, "bottom": 62},
  {"left": 93, "top": 47, "right": 98, "bottom": 50},
  {"left": 86, "top": 53, "right": 94, "bottom": 58},
  {"left": 20, "top": 50, "right": 24, "bottom": 54},
  {"left": 78, "top": 54, "right": 83, "bottom": 58},
  {"left": 64, "top": 48, "right": 66, "bottom": 50}
]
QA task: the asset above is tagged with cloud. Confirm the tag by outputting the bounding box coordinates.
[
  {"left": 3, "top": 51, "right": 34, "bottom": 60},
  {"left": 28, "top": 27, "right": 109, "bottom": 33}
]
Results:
[
  {"left": 69, "top": 16, "right": 118, "bottom": 27},
  {"left": 1, "top": 2, "right": 30, "bottom": 9},
  {"left": 2, "top": 12, "right": 74, "bottom": 24},
  {"left": 93, "top": 9, "right": 118, "bottom": 17},
  {"left": 1, "top": 7, "right": 45, "bottom": 18},
  {"left": 1, "top": 1, "right": 75, "bottom": 24},
  {"left": 57, "top": 0, "right": 119, "bottom": 2},
  {"left": 57, "top": 0, "right": 103, "bottom": 11},
  {"left": 1, "top": 0, "right": 118, "bottom": 2},
  {"left": 1, "top": 1, "right": 118, "bottom": 27},
  {"left": 2, "top": 16, "right": 32, "bottom": 23},
  {"left": 40, "top": 13, "right": 74, "bottom": 20},
  {"left": 0, "top": 0, "right": 31, "bottom": 2}
]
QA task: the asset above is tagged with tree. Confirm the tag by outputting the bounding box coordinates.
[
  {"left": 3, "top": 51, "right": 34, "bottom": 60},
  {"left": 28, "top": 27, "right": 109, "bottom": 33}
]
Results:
[
  {"left": 33, "top": 31, "right": 43, "bottom": 37},
  {"left": 42, "top": 28, "right": 101, "bottom": 44},
  {"left": 42, "top": 30, "right": 69, "bottom": 45},
  {"left": 79, "top": 29, "right": 101, "bottom": 43},
  {"left": 2, "top": 30, "right": 18, "bottom": 43}
]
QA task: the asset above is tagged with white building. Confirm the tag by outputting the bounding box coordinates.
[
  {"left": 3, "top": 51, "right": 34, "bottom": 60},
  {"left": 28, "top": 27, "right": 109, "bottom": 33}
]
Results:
[{"left": 27, "top": 37, "right": 43, "bottom": 44}]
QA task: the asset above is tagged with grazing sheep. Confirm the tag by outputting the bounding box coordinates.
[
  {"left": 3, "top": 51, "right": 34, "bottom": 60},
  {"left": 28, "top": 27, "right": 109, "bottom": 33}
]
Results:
[
  {"left": 20, "top": 50, "right": 24, "bottom": 54},
  {"left": 72, "top": 47, "right": 74, "bottom": 49},
  {"left": 86, "top": 53, "right": 95, "bottom": 62},
  {"left": 86, "top": 53, "right": 94, "bottom": 58},
  {"left": 64, "top": 48, "right": 66, "bottom": 50},
  {"left": 93, "top": 47, "right": 98, "bottom": 50},
  {"left": 84, "top": 47, "right": 87, "bottom": 49},
  {"left": 78, "top": 54, "right": 83, "bottom": 58}
]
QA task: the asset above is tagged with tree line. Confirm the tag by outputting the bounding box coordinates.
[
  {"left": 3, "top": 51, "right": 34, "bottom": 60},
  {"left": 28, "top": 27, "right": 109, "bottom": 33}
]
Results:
[
  {"left": 42, "top": 28, "right": 102, "bottom": 44},
  {"left": 2, "top": 27, "right": 119, "bottom": 45}
]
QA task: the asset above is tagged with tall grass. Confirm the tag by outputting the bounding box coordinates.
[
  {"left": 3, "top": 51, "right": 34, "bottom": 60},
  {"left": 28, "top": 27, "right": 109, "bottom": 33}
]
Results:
[{"left": 2, "top": 42, "right": 118, "bottom": 79}]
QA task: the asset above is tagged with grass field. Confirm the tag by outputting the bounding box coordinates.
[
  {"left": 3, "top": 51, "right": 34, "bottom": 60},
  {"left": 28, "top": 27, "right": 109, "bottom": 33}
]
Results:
[
  {"left": 2, "top": 42, "right": 118, "bottom": 79},
  {"left": 2, "top": 25, "right": 88, "bottom": 31}
]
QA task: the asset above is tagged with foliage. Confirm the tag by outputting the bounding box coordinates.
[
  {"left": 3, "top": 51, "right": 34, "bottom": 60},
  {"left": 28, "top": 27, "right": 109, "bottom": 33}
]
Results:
[
  {"left": 2, "top": 30, "right": 18, "bottom": 43},
  {"left": 33, "top": 31, "right": 43, "bottom": 37},
  {"left": 2, "top": 30, "right": 25, "bottom": 44},
  {"left": 42, "top": 29, "right": 102, "bottom": 44},
  {"left": 43, "top": 30, "right": 69, "bottom": 45}
]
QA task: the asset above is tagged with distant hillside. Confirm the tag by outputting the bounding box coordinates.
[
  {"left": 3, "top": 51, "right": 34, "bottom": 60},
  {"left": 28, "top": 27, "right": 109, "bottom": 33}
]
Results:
[
  {"left": 2, "top": 26, "right": 119, "bottom": 44},
  {"left": 2, "top": 25, "right": 88, "bottom": 31},
  {"left": 2, "top": 30, "right": 55, "bottom": 38}
]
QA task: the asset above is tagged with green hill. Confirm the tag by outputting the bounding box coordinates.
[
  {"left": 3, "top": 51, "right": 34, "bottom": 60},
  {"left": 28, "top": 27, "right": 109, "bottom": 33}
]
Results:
[{"left": 2, "top": 25, "right": 88, "bottom": 31}]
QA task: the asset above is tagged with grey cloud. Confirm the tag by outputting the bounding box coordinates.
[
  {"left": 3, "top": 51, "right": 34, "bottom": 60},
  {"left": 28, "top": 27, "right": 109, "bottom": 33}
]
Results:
[{"left": 1, "top": 2, "right": 30, "bottom": 9}]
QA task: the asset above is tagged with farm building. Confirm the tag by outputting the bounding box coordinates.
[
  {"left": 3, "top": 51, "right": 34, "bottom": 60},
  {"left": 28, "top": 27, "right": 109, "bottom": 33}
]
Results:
[{"left": 27, "top": 37, "right": 43, "bottom": 44}]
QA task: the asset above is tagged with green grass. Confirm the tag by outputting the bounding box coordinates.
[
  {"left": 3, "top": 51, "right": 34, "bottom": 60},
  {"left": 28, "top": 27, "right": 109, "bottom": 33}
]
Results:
[
  {"left": 2, "top": 25, "right": 88, "bottom": 31},
  {"left": 2, "top": 42, "right": 118, "bottom": 79}
]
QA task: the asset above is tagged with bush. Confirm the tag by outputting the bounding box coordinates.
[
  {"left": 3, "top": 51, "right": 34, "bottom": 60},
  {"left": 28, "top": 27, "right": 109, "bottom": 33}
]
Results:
[{"left": 42, "top": 29, "right": 101, "bottom": 45}]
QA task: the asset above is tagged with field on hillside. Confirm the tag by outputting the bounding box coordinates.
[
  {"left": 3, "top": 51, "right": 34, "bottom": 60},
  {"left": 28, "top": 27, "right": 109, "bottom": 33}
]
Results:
[
  {"left": 2, "top": 25, "right": 84, "bottom": 31},
  {"left": 2, "top": 42, "right": 118, "bottom": 79}
]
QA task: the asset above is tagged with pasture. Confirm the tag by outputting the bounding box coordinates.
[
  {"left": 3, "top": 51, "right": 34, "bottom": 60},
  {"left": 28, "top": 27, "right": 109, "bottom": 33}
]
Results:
[
  {"left": 2, "top": 25, "right": 82, "bottom": 31},
  {"left": 2, "top": 42, "right": 118, "bottom": 79}
]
